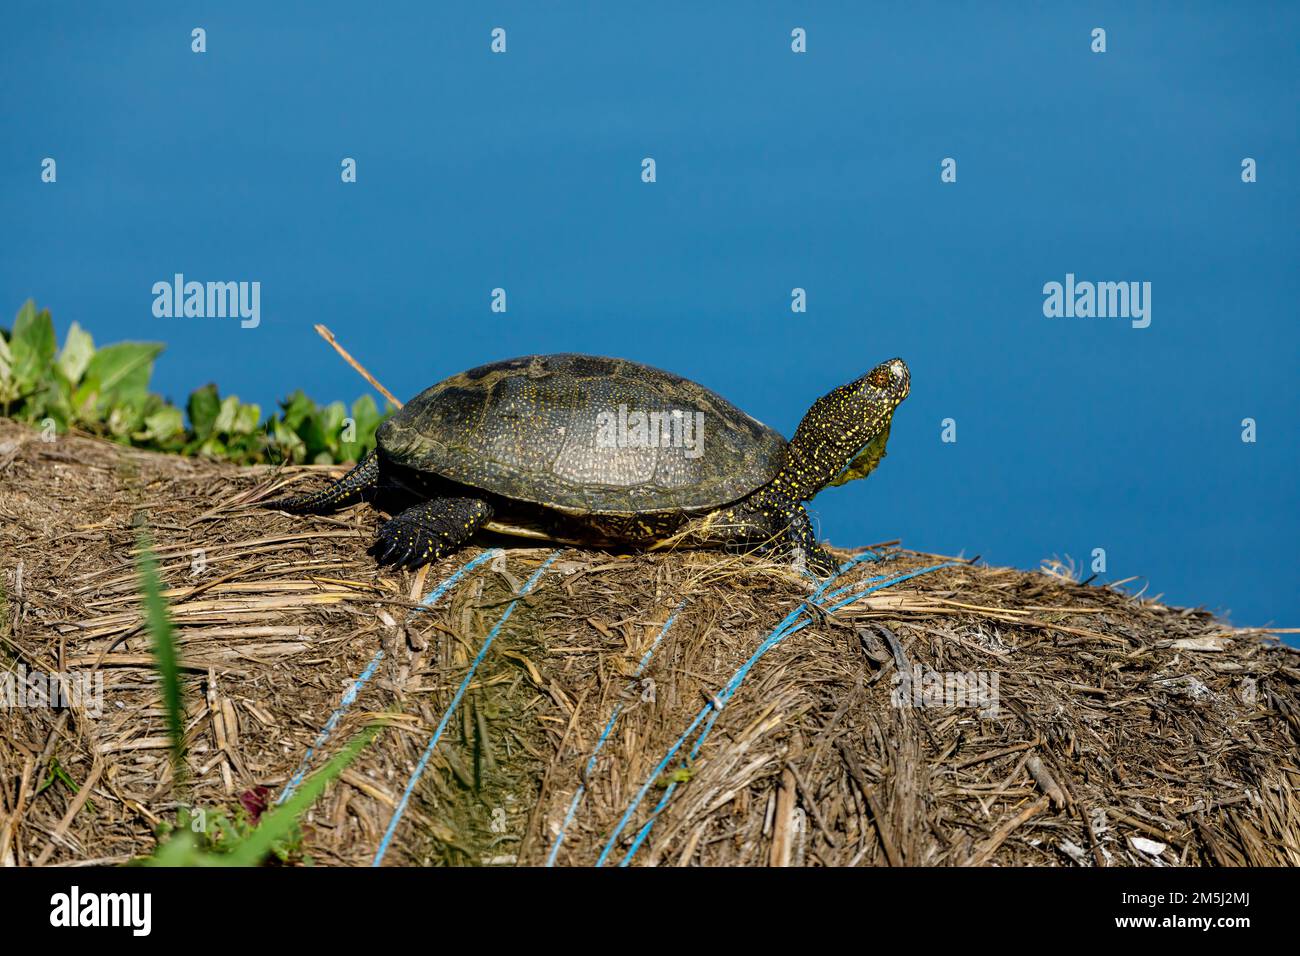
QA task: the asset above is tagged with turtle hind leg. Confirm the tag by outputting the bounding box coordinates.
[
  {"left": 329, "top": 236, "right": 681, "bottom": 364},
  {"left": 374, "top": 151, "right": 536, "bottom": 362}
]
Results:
[
  {"left": 371, "top": 497, "right": 494, "bottom": 570},
  {"left": 262, "top": 448, "right": 380, "bottom": 514}
]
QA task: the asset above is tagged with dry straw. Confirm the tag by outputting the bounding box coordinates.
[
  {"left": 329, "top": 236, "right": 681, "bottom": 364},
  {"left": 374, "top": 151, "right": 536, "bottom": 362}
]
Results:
[{"left": 1, "top": 417, "right": 1297, "bottom": 866}]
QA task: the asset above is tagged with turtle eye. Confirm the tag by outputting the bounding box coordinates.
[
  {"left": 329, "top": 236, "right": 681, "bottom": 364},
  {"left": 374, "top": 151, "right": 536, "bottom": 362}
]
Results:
[
  {"left": 861, "top": 359, "right": 909, "bottom": 397},
  {"left": 865, "top": 367, "right": 894, "bottom": 390}
]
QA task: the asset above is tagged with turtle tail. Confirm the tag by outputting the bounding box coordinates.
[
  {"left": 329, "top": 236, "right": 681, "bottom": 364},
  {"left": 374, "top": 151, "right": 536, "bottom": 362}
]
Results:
[{"left": 262, "top": 448, "right": 380, "bottom": 514}]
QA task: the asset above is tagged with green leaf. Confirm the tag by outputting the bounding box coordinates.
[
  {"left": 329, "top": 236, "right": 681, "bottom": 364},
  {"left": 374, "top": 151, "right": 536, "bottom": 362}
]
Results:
[
  {"left": 349, "top": 394, "right": 382, "bottom": 450},
  {"left": 39, "top": 374, "right": 74, "bottom": 429},
  {"left": 321, "top": 400, "right": 346, "bottom": 433},
  {"left": 56, "top": 321, "right": 95, "bottom": 384},
  {"left": 279, "top": 390, "right": 314, "bottom": 431},
  {"left": 10, "top": 300, "right": 57, "bottom": 392},
  {"left": 69, "top": 384, "right": 100, "bottom": 423},
  {"left": 142, "top": 406, "right": 184, "bottom": 443},
  {"left": 83, "top": 341, "right": 164, "bottom": 401},
  {"left": 299, "top": 412, "right": 329, "bottom": 457},
  {"left": 13, "top": 299, "right": 35, "bottom": 328},
  {"left": 187, "top": 384, "right": 220, "bottom": 440},
  {"left": 232, "top": 401, "right": 261, "bottom": 436},
  {"left": 198, "top": 436, "right": 228, "bottom": 458},
  {"left": 0, "top": 332, "right": 14, "bottom": 387},
  {"left": 272, "top": 419, "right": 306, "bottom": 464},
  {"left": 143, "top": 829, "right": 208, "bottom": 867},
  {"left": 212, "top": 395, "right": 241, "bottom": 435}
]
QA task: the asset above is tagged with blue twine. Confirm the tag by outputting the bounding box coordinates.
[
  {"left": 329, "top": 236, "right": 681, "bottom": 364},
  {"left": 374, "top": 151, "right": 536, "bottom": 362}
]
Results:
[
  {"left": 594, "top": 549, "right": 888, "bottom": 866},
  {"left": 545, "top": 600, "right": 687, "bottom": 866},
  {"left": 276, "top": 548, "right": 505, "bottom": 806},
  {"left": 372, "top": 550, "right": 560, "bottom": 866},
  {"left": 605, "top": 555, "right": 958, "bottom": 866},
  {"left": 413, "top": 548, "right": 504, "bottom": 613},
  {"left": 277, "top": 647, "right": 385, "bottom": 806}
]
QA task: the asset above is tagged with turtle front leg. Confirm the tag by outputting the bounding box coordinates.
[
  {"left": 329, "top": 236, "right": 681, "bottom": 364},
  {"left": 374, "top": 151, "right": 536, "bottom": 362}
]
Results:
[
  {"left": 371, "top": 497, "right": 494, "bottom": 570},
  {"left": 776, "top": 504, "right": 837, "bottom": 577},
  {"left": 689, "top": 499, "right": 836, "bottom": 577}
]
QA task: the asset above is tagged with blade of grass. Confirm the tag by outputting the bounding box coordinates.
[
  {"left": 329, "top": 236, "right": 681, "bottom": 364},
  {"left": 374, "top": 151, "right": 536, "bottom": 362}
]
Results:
[
  {"left": 134, "top": 519, "right": 379, "bottom": 867},
  {"left": 223, "top": 725, "right": 378, "bottom": 867},
  {"left": 135, "top": 526, "right": 187, "bottom": 791}
]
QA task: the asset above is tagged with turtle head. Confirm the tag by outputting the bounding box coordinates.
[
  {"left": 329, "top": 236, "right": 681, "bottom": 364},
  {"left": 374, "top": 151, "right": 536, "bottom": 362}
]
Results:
[{"left": 773, "top": 358, "right": 910, "bottom": 502}]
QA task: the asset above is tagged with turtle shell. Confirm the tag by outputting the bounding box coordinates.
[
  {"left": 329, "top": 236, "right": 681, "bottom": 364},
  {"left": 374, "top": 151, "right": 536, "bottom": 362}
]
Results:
[{"left": 376, "top": 354, "right": 786, "bottom": 515}]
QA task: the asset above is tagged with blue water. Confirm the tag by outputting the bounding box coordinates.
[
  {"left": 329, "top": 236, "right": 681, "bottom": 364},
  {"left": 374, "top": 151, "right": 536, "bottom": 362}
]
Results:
[{"left": 2, "top": 2, "right": 1295, "bottom": 629}]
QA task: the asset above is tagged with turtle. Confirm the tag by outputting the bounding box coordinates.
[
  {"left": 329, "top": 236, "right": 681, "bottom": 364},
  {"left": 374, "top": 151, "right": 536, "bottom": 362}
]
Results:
[{"left": 261, "top": 353, "right": 910, "bottom": 576}]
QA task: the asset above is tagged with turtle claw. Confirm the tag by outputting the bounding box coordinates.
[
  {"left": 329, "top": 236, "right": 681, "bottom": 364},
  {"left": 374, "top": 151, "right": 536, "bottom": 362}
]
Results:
[
  {"left": 372, "top": 497, "right": 494, "bottom": 572},
  {"left": 372, "top": 527, "right": 425, "bottom": 571},
  {"left": 370, "top": 529, "right": 406, "bottom": 567}
]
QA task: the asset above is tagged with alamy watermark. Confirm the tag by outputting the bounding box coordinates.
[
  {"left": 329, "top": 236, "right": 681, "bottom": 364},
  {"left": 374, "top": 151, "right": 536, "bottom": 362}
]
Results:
[
  {"left": 1042, "top": 273, "right": 1150, "bottom": 328},
  {"left": 152, "top": 274, "right": 260, "bottom": 328},
  {"left": 2, "top": 665, "right": 104, "bottom": 717},
  {"left": 891, "top": 664, "right": 999, "bottom": 718},
  {"left": 594, "top": 406, "right": 706, "bottom": 459},
  {"left": 50, "top": 886, "right": 150, "bottom": 936}
]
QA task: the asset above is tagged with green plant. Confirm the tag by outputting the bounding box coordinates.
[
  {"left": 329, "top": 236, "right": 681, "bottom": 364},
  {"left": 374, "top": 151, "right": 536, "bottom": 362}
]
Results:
[
  {"left": 133, "top": 528, "right": 376, "bottom": 866},
  {"left": 136, "top": 533, "right": 186, "bottom": 784},
  {"left": 1, "top": 300, "right": 387, "bottom": 464},
  {"left": 35, "top": 758, "right": 95, "bottom": 813}
]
